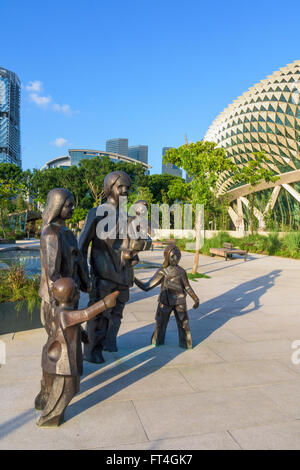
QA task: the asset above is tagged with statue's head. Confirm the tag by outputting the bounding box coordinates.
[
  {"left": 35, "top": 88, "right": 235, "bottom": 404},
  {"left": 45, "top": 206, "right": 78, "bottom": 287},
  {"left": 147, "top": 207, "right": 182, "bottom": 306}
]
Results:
[
  {"left": 42, "top": 188, "right": 74, "bottom": 226},
  {"left": 53, "top": 277, "right": 79, "bottom": 305},
  {"left": 133, "top": 199, "right": 148, "bottom": 217},
  {"left": 103, "top": 171, "right": 131, "bottom": 203},
  {"left": 162, "top": 245, "right": 181, "bottom": 268}
]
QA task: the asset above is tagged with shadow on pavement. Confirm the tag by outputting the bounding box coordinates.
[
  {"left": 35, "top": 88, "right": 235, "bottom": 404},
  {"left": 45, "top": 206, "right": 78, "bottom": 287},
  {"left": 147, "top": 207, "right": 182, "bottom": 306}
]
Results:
[{"left": 67, "top": 269, "right": 281, "bottom": 422}]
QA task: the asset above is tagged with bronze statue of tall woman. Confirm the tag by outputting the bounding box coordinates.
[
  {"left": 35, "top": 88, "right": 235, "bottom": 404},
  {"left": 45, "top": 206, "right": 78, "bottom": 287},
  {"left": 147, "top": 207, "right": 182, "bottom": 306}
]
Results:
[{"left": 34, "top": 188, "right": 90, "bottom": 410}]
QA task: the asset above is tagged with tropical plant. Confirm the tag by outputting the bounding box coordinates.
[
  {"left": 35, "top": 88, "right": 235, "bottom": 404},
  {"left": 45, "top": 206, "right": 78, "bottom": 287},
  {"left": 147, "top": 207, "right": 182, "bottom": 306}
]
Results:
[{"left": 0, "top": 263, "right": 41, "bottom": 315}]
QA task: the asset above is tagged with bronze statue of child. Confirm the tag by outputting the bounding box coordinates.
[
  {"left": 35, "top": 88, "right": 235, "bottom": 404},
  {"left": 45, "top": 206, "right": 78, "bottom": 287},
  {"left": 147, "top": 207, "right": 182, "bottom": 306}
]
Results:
[
  {"left": 37, "top": 277, "right": 119, "bottom": 427},
  {"left": 134, "top": 245, "right": 199, "bottom": 349}
]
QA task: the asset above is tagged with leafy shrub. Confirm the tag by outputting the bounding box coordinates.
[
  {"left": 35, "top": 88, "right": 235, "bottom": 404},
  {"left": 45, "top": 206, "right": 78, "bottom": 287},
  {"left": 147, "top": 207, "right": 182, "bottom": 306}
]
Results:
[
  {"left": 281, "top": 232, "right": 300, "bottom": 258},
  {"left": 200, "top": 231, "right": 232, "bottom": 256},
  {"left": 0, "top": 263, "right": 40, "bottom": 314},
  {"left": 177, "top": 231, "right": 300, "bottom": 260}
]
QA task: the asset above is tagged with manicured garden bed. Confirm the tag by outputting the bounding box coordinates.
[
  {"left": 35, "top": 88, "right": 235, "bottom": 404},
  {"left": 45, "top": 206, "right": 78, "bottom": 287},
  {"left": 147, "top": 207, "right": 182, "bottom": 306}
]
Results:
[
  {"left": 0, "top": 263, "right": 41, "bottom": 335},
  {"left": 176, "top": 231, "right": 300, "bottom": 259}
]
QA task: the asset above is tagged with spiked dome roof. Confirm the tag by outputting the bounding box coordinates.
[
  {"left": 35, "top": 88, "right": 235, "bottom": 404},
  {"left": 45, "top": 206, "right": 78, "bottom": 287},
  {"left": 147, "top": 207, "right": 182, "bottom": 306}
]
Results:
[{"left": 204, "top": 60, "right": 300, "bottom": 196}]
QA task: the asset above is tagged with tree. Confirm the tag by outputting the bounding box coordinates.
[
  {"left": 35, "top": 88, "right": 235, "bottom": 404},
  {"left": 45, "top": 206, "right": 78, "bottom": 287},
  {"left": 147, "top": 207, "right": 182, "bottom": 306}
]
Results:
[
  {"left": 60, "top": 165, "right": 88, "bottom": 209},
  {"left": 69, "top": 208, "right": 89, "bottom": 232},
  {"left": 79, "top": 156, "right": 115, "bottom": 206},
  {"left": 0, "top": 179, "right": 24, "bottom": 238},
  {"left": 128, "top": 186, "right": 154, "bottom": 210},
  {"left": 163, "top": 141, "right": 236, "bottom": 274},
  {"left": 114, "top": 161, "right": 148, "bottom": 190},
  {"left": 0, "top": 164, "right": 27, "bottom": 237},
  {"left": 31, "top": 167, "right": 66, "bottom": 206},
  {"left": 147, "top": 174, "right": 184, "bottom": 205},
  {"left": 233, "top": 152, "right": 279, "bottom": 234}
]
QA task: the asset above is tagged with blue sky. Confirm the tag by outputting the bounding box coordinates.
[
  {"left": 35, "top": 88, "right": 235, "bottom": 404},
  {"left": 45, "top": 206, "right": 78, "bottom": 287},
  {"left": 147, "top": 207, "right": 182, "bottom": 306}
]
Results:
[{"left": 2, "top": 0, "right": 300, "bottom": 174}]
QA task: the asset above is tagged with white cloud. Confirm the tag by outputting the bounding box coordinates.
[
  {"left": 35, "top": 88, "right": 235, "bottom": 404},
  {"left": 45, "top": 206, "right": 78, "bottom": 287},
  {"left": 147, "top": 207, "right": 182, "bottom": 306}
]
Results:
[
  {"left": 26, "top": 80, "right": 76, "bottom": 115},
  {"left": 51, "top": 137, "right": 68, "bottom": 147},
  {"left": 29, "top": 93, "right": 51, "bottom": 108},
  {"left": 52, "top": 103, "right": 72, "bottom": 115},
  {"left": 26, "top": 80, "right": 43, "bottom": 93}
]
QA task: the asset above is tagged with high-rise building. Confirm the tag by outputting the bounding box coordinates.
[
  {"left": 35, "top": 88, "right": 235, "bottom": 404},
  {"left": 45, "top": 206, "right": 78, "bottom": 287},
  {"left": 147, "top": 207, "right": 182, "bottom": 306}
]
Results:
[
  {"left": 0, "top": 67, "right": 21, "bottom": 166},
  {"left": 106, "top": 138, "right": 128, "bottom": 156},
  {"left": 128, "top": 145, "right": 148, "bottom": 164},
  {"left": 162, "top": 147, "right": 182, "bottom": 177}
]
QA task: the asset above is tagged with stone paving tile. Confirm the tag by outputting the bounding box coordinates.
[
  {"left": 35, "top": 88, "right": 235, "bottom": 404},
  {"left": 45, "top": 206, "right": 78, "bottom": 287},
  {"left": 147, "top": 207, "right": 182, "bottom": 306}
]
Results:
[
  {"left": 110, "top": 343, "right": 224, "bottom": 369},
  {"left": 1, "top": 355, "right": 41, "bottom": 378},
  {"left": 133, "top": 388, "right": 290, "bottom": 441},
  {"left": 275, "top": 355, "right": 300, "bottom": 378},
  {"left": 0, "top": 376, "right": 40, "bottom": 410},
  {"left": 0, "top": 401, "right": 148, "bottom": 450},
  {"left": 230, "top": 420, "right": 300, "bottom": 450},
  {"left": 178, "top": 360, "right": 298, "bottom": 392},
  {"left": 100, "top": 431, "right": 240, "bottom": 450},
  {"left": 257, "top": 380, "right": 300, "bottom": 418},
  {"left": 206, "top": 339, "right": 293, "bottom": 362},
  {"left": 0, "top": 249, "right": 299, "bottom": 449},
  {"left": 78, "top": 366, "right": 195, "bottom": 403},
  {"left": 228, "top": 326, "right": 300, "bottom": 343}
]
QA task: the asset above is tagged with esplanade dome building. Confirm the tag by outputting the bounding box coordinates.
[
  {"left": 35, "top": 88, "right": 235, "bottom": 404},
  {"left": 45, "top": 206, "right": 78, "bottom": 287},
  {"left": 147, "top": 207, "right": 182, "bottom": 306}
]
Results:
[{"left": 204, "top": 60, "right": 300, "bottom": 231}]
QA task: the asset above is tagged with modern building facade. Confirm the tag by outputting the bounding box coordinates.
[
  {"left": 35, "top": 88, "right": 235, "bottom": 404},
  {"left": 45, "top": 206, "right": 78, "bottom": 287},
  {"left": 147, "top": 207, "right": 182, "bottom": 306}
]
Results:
[
  {"left": 162, "top": 147, "right": 182, "bottom": 177},
  {"left": 106, "top": 138, "right": 128, "bottom": 156},
  {"left": 0, "top": 67, "right": 21, "bottom": 166},
  {"left": 41, "top": 149, "right": 151, "bottom": 171},
  {"left": 205, "top": 60, "right": 300, "bottom": 230},
  {"left": 128, "top": 145, "right": 148, "bottom": 164}
]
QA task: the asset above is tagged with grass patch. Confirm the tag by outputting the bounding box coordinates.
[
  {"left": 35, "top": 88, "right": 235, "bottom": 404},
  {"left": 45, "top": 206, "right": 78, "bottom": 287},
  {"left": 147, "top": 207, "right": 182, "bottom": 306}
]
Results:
[{"left": 187, "top": 272, "right": 210, "bottom": 281}]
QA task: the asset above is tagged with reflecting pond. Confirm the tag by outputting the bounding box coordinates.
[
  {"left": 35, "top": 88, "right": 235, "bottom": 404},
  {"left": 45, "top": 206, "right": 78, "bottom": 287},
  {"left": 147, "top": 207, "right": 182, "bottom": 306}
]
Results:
[
  {"left": 0, "top": 249, "right": 41, "bottom": 276},
  {"left": 0, "top": 249, "right": 159, "bottom": 277}
]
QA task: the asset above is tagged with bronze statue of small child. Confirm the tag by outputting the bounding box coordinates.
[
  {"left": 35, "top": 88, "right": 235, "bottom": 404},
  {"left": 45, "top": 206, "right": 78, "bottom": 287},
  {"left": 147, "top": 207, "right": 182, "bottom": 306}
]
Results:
[
  {"left": 37, "top": 277, "right": 118, "bottom": 427},
  {"left": 134, "top": 245, "right": 199, "bottom": 349}
]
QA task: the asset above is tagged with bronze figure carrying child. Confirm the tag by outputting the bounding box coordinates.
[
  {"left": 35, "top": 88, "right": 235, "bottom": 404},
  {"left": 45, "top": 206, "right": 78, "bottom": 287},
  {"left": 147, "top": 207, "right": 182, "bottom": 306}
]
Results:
[
  {"left": 134, "top": 245, "right": 199, "bottom": 349},
  {"left": 37, "top": 277, "right": 118, "bottom": 427}
]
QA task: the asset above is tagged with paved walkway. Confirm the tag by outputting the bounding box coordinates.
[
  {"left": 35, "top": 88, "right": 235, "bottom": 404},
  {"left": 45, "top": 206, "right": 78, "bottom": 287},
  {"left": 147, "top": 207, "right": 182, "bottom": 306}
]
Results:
[{"left": 0, "top": 249, "right": 300, "bottom": 450}]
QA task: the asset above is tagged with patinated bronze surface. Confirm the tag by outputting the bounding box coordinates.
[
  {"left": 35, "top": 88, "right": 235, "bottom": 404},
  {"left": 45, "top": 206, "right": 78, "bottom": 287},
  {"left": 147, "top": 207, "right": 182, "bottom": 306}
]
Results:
[
  {"left": 79, "top": 171, "right": 152, "bottom": 363},
  {"left": 35, "top": 188, "right": 90, "bottom": 411},
  {"left": 37, "top": 277, "right": 118, "bottom": 427},
  {"left": 134, "top": 245, "right": 199, "bottom": 348}
]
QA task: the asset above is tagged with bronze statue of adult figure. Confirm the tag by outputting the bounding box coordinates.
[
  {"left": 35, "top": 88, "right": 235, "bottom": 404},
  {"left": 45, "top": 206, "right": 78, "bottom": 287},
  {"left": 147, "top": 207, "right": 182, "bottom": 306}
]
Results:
[
  {"left": 35, "top": 188, "right": 90, "bottom": 410},
  {"left": 79, "top": 170, "right": 151, "bottom": 363}
]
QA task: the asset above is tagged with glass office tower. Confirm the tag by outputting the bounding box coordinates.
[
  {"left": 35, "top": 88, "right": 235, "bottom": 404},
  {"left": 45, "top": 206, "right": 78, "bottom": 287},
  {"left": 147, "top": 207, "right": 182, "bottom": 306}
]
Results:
[
  {"left": 128, "top": 145, "right": 148, "bottom": 164},
  {"left": 0, "top": 67, "right": 21, "bottom": 166},
  {"left": 106, "top": 138, "right": 128, "bottom": 156}
]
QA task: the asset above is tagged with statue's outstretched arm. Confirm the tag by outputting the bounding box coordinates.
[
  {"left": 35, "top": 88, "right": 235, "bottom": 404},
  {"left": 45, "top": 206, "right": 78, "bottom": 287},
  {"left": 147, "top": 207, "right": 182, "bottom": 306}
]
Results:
[
  {"left": 60, "top": 291, "right": 119, "bottom": 328},
  {"left": 134, "top": 269, "right": 164, "bottom": 291}
]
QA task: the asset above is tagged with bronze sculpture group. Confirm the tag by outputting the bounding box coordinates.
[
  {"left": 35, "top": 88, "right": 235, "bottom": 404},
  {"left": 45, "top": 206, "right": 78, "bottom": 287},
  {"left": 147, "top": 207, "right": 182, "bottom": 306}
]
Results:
[{"left": 35, "top": 171, "right": 199, "bottom": 427}]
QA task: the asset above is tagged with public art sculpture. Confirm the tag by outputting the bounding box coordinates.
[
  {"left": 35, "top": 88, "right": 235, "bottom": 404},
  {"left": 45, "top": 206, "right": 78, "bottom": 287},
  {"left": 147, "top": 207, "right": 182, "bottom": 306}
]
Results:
[
  {"left": 79, "top": 171, "right": 152, "bottom": 363},
  {"left": 37, "top": 277, "right": 118, "bottom": 427},
  {"left": 35, "top": 188, "right": 90, "bottom": 411},
  {"left": 134, "top": 245, "right": 199, "bottom": 348}
]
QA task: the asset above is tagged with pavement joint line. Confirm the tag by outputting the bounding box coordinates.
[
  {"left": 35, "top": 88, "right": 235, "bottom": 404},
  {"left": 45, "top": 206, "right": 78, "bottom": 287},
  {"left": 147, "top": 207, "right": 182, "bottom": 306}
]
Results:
[
  {"left": 203, "top": 344, "right": 227, "bottom": 363},
  {"left": 131, "top": 400, "right": 150, "bottom": 442},
  {"left": 176, "top": 367, "right": 198, "bottom": 393},
  {"left": 226, "top": 430, "right": 243, "bottom": 450}
]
